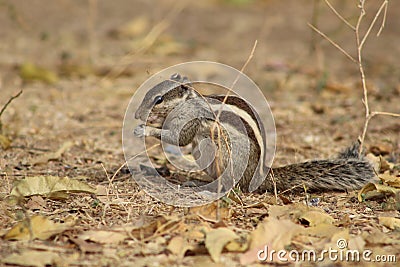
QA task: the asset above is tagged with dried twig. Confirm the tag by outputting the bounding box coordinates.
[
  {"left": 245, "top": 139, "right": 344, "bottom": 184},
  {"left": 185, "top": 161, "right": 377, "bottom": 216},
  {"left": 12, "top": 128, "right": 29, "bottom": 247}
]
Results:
[
  {"left": 324, "top": 0, "right": 355, "bottom": 30},
  {"left": 0, "top": 90, "right": 23, "bottom": 132},
  {"left": 356, "top": 0, "right": 393, "bottom": 154},
  {"left": 0, "top": 90, "right": 23, "bottom": 119},
  {"left": 310, "top": 0, "right": 399, "bottom": 156},
  {"left": 377, "top": 1, "right": 388, "bottom": 36},
  {"left": 358, "top": 0, "right": 388, "bottom": 50},
  {"left": 308, "top": 23, "right": 356, "bottom": 63}
]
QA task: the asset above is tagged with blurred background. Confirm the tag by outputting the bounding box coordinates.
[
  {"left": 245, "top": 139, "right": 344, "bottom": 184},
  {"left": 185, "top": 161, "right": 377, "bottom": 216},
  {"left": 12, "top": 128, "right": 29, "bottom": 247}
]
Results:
[
  {"left": 1, "top": 2, "right": 399, "bottom": 264},
  {"left": 0, "top": 0, "right": 399, "bottom": 167}
]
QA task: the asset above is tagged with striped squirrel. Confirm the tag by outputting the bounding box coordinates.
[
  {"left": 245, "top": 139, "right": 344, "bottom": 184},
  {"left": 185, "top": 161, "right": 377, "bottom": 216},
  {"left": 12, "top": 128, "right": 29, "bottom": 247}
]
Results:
[{"left": 134, "top": 73, "right": 375, "bottom": 193}]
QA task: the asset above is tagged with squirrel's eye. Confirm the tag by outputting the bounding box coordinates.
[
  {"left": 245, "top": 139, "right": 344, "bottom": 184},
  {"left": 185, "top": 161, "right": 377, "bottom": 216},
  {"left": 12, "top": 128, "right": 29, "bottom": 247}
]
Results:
[{"left": 153, "top": 95, "right": 163, "bottom": 105}]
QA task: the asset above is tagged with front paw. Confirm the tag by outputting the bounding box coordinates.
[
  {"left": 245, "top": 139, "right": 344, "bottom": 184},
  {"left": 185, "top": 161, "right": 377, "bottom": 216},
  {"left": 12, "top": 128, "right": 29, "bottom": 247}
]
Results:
[{"left": 134, "top": 124, "right": 146, "bottom": 138}]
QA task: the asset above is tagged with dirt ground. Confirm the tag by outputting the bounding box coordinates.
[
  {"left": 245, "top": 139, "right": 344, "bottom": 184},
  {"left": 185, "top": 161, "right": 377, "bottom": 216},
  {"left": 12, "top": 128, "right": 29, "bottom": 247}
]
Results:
[{"left": 0, "top": 0, "right": 399, "bottom": 266}]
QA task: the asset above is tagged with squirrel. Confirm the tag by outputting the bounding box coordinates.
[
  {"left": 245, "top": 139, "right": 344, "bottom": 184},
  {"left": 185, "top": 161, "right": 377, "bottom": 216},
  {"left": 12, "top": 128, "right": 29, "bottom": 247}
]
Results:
[{"left": 133, "top": 73, "right": 375, "bottom": 193}]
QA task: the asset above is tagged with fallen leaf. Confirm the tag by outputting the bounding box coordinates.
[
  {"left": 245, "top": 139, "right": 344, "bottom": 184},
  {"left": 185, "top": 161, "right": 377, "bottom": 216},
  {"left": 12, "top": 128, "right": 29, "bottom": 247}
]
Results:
[
  {"left": 379, "top": 157, "right": 395, "bottom": 172},
  {"left": 365, "top": 153, "right": 381, "bottom": 173},
  {"left": 225, "top": 235, "right": 248, "bottom": 252},
  {"left": 70, "top": 237, "right": 103, "bottom": 253},
  {"left": 0, "top": 134, "right": 11, "bottom": 149},
  {"left": 304, "top": 223, "right": 341, "bottom": 238},
  {"left": 205, "top": 228, "right": 239, "bottom": 262},
  {"left": 348, "top": 235, "right": 366, "bottom": 251},
  {"left": 4, "top": 215, "right": 75, "bottom": 240},
  {"left": 369, "top": 143, "right": 392, "bottom": 156},
  {"left": 379, "top": 173, "right": 400, "bottom": 188},
  {"left": 94, "top": 184, "right": 109, "bottom": 203},
  {"left": 108, "top": 16, "right": 149, "bottom": 39},
  {"left": 189, "top": 201, "right": 230, "bottom": 222},
  {"left": 2, "top": 250, "right": 62, "bottom": 267},
  {"left": 59, "top": 63, "right": 96, "bottom": 78},
  {"left": 358, "top": 182, "right": 400, "bottom": 202},
  {"left": 25, "top": 195, "right": 46, "bottom": 210},
  {"left": 329, "top": 229, "right": 349, "bottom": 250},
  {"left": 79, "top": 230, "right": 127, "bottom": 244},
  {"left": 268, "top": 204, "right": 292, "bottom": 219},
  {"left": 362, "top": 228, "right": 400, "bottom": 245},
  {"left": 11, "top": 175, "right": 95, "bottom": 198},
  {"left": 32, "top": 141, "right": 73, "bottom": 165},
  {"left": 19, "top": 62, "right": 59, "bottom": 84},
  {"left": 250, "top": 218, "right": 302, "bottom": 250},
  {"left": 324, "top": 81, "right": 351, "bottom": 93},
  {"left": 299, "top": 210, "right": 335, "bottom": 226},
  {"left": 379, "top": 217, "right": 400, "bottom": 230},
  {"left": 129, "top": 215, "right": 181, "bottom": 240},
  {"left": 183, "top": 223, "right": 209, "bottom": 241},
  {"left": 167, "top": 236, "right": 194, "bottom": 259},
  {"left": 240, "top": 218, "right": 303, "bottom": 265}
]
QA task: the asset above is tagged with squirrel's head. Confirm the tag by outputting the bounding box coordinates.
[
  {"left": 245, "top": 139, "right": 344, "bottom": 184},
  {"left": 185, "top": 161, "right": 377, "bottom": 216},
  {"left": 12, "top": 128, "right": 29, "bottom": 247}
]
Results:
[{"left": 135, "top": 73, "right": 197, "bottom": 127}]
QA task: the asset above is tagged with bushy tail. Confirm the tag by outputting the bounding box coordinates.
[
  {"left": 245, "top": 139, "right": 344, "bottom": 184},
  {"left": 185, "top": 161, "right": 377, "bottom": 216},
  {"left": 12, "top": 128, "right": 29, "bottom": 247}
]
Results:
[{"left": 259, "top": 142, "right": 375, "bottom": 193}]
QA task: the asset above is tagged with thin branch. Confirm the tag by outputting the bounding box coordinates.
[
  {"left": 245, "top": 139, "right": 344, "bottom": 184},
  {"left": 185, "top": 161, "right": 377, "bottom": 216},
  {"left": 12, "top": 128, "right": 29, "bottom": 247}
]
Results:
[
  {"left": 231, "top": 40, "right": 258, "bottom": 88},
  {"left": 359, "top": 0, "right": 388, "bottom": 50},
  {"left": 371, "top": 111, "right": 400, "bottom": 118},
  {"left": 324, "top": 0, "right": 356, "bottom": 30},
  {"left": 316, "top": 0, "right": 394, "bottom": 155},
  {"left": 0, "top": 90, "right": 23, "bottom": 118},
  {"left": 308, "top": 23, "right": 357, "bottom": 63},
  {"left": 359, "top": 111, "right": 400, "bottom": 149},
  {"left": 377, "top": 0, "right": 389, "bottom": 36}
]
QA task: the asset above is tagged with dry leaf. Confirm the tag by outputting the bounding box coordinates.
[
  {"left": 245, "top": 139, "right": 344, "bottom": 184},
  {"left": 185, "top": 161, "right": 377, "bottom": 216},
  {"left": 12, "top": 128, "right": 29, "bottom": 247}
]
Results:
[
  {"left": 348, "top": 235, "right": 366, "bottom": 251},
  {"left": 109, "top": 16, "right": 149, "bottom": 39},
  {"left": 183, "top": 223, "right": 209, "bottom": 241},
  {"left": 32, "top": 141, "right": 73, "bottom": 165},
  {"left": 379, "top": 157, "right": 395, "bottom": 172},
  {"left": 240, "top": 218, "right": 303, "bottom": 265},
  {"left": 189, "top": 201, "right": 230, "bottom": 222},
  {"left": 379, "top": 217, "right": 400, "bottom": 230},
  {"left": 79, "top": 230, "right": 127, "bottom": 244},
  {"left": 205, "top": 228, "right": 239, "bottom": 262},
  {"left": 4, "top": 215, "right": 75, "bottom": 240},
  {"left": 26, "top": 195, "right": 46, "bottom": 210},
  {"left": 2, "top": 250, "right": 62, "bottom": 267},
  {"left": 167, "top": 236, "right": 194, "bottom": 259},
  {"left": 130, "top": 215, "right": 181, "bottom": 240},
  {"left": 19, "top": 62, "right": 59, "bottom": 84},
  {"left": 299, "top": 210, "right": 335, "bottom": 226},
  {"left": 369, "top": 143, "right": 392, "bottom": 156},
  {"left": 365, "top": 153, "right": 381, "bottom": 173},
  {"left": 250, "top": 218, "right": 302, "bottom": 250},
  {"left": 379, "top": 173, "right": 400, "bottom": 188},
  {"left": 329, "top": 229, "right": 349, "bottom": 249},
  {"left": 225, "top": 236, "right": 248, "bottom": 252},
  {"left": 11, "top": 175, "right": 95, "bottom": 198},
  {"left": 362, "top": 228, "right": 400, "bottom": 245},
  {"left": 0, "top": 134, "right": 11, "bottom": 149},
  {"left": 95, "top": 184, "right": 109, "bottom": 203},
  {"left": 304, "top": 223, "right": 341, "bottom": 238},
  {"left": 268, "top": 204, "right": 293, "bottom": 219},
  {"left": 358, "top": 182, "right": 400, "bottom": 202}
]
